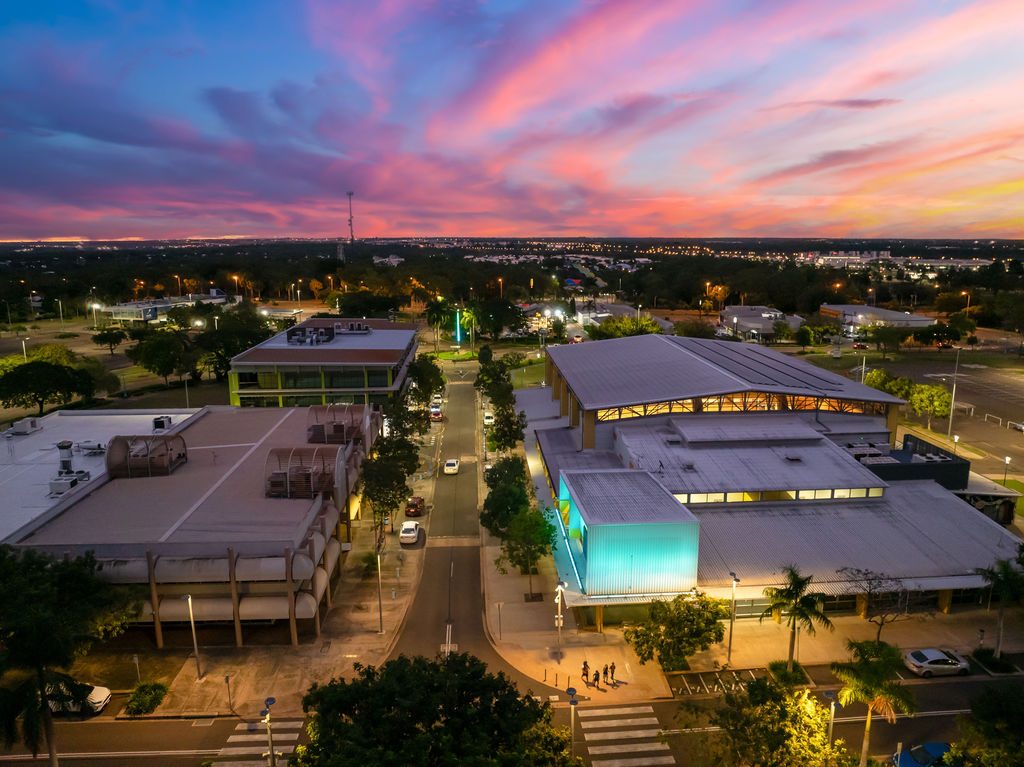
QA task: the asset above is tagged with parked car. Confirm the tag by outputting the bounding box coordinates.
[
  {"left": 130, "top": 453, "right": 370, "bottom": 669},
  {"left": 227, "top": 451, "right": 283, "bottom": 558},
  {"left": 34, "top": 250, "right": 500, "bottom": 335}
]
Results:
[
  {"left": 399, "top": 520, "right": 420, "bottom": 544},
  {"left": 483, "top": 412, "right": 494, "bottom": 427},
  {"left": 443, "top": 458, "right": 460, "bottom": 475},
  {"left": 47, "top": 682, "right": 112, "bottom": 715},
  {"left": 430, "top": 393, "right": 444, "bottom": 407},
  {"left": 429, "top": 405, "right": 443, "bottom": 422},
  {"left": 892, "top": 742, "right": 951, "bottom": 766},
  {"left": 571, "top": 334, "right": 584, "bottom": 343},
  {"left": 852, "top": 341, "right": 869, "bottom": 349},
  {"left": 903, "top": 648, "right": 970, "bottom": 677},
  {"left": 405, "top": 496, "right": 425, "bottom": 516}
]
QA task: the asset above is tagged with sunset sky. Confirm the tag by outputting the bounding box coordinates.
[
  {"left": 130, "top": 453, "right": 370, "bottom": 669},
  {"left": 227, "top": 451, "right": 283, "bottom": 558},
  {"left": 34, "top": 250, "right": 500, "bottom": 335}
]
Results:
[{"left": 1, "top": 0, "right": 1022, "bottom": 240}]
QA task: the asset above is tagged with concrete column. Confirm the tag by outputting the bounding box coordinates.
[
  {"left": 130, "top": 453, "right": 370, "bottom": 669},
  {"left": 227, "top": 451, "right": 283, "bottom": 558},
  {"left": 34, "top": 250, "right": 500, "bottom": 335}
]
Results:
[
  {"left": 856, "top": 593, "right": 868, "bottom": 619},
  {"left": 938, "top": 589, "right": 953, "bottom": 614},
  {"left": 569, "top": 391, "right": 580, "bottom": 427},
  {"left": 550, "top": 367, "right": 561, "bottom": 402},
  {"left": 885, "top": 404, "right": 899, "bottom": 446},
  {"left": 146, "top": 549, "right": 163, "bottom": 649},
  {"left": 582, "top": 410, "right": 596, "bottom": 450},
  {"left": 285, "top": 547, "right": 299, "bottom": 647},
  {"left": 227, "top": 547, "right": 243, "bottom": 647},
  {"left": 595, "top": 605, "right": 604, "bottom": 633},
  {"left": 545, "top": 355, "right": 553, "bottom": 388},
  {"left": 559, "top": 379, "right": 569, "bottom": 417}
]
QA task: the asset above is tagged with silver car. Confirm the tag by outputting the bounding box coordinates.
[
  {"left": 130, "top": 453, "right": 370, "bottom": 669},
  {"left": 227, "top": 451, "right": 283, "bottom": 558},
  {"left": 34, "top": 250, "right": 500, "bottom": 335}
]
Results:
[{"left": 903, "top": 648, "right": 970, "bottom": 677}]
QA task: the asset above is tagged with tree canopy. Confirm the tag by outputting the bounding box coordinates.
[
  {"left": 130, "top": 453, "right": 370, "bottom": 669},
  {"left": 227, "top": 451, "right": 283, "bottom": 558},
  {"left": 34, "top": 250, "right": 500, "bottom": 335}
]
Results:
[
  {"left": 624, "top": 591, "right": 728, "bottom": 671},
  {"left": 294, "top": 653, "right": 579, "bottom": 767},
  {"left": 950, "top": 684, "right": 1024, "bottom": 767},
  {"left": 495, "top": 509, "right": 556, "bottom": 596},
  {"left": 760, "top": 565, "right": 833, "bottom": 672},
  {"left": 0, "top": 360, "right": 94, "bottom": 415},
  {"left": 587, "top": 314, "right": 662, "bottom": 339}
]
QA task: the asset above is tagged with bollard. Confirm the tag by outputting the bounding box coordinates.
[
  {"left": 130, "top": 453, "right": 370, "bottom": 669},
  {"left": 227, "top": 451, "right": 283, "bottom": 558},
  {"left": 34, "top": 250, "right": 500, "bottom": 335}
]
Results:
[{"left": 391, "top": 588, "right": 396, "bottom": 600}]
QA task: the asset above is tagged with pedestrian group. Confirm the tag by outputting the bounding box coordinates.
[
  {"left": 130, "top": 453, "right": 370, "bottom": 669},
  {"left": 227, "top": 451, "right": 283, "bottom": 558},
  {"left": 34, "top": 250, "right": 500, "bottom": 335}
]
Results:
[{"left": 581, "top": 660, "right": 616, "bottom": 689}]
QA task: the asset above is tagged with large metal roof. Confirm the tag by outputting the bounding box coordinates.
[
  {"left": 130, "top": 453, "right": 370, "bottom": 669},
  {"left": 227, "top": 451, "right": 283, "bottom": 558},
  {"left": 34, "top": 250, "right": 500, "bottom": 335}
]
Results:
[
  {"left": 561, "top": 469, "right": 697, "bottom": 525},
  {"left": 546, "top": 335, "right": 902, "bottom": 411}
]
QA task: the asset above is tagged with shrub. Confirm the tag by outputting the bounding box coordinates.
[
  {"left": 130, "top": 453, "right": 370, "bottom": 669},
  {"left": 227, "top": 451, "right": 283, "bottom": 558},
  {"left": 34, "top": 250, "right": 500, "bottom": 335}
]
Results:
[
  {"left": 768, "top": 659, "right": 809, "bottom": 687},
  {"left": 973, "top": 647, "right": 1017, "bottom": 673},
  {"left": 360, "top": 551, "right": 378, "bottom": 577},
  {"left": 124, "top": 681, "right": 169, "bottom": 716},
  {"left": 56, "top": 332, "right": 79, "bottom": 339}
]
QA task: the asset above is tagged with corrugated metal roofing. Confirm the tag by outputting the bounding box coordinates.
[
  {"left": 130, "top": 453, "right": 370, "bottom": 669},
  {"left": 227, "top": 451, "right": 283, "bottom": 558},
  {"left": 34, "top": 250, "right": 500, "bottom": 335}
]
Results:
[
  {"left": 561, "top": 470, "right": 696, "bottom": 525},
  {"left": 673, "top": 414, "right": 822, "bottom": 444},
  {"left": 693, "top": 480, "right": 1019, "bottom": 593},
  {"left": 546, "top": 335, "right": 902, "bottom": 411}
]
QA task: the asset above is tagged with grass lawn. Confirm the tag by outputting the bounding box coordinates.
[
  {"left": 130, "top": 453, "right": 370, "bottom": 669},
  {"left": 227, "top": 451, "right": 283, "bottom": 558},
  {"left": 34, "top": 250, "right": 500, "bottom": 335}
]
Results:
[
  {"left": 799, "top": 345, "right": 1024, "bottom": 374},
  {"left": 512, "top": 363, "right": 548, "bottom": 389}
]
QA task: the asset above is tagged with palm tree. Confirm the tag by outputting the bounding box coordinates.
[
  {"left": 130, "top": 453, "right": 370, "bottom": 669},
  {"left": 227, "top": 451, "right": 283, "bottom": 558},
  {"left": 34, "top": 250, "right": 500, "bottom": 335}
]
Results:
[
  {"left": 831, "top": 640, "right": 916, "bottom": 767},
  {"left": 423, "top": 298, "right": 452, "bottom": 354},
  {"left": 760, "top": 564, "right": 834, "bottom": 672},
  {"left": 976, "top": 558, "right": 1024, "bottom": 658}
]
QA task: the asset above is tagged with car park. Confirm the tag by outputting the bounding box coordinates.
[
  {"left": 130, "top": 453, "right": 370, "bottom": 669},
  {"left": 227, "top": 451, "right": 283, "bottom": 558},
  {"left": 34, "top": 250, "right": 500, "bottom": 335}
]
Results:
[
  {"left": 405, "top": 496, "right": 425, "bottom": 516},
  {"left": 892, "top": 742, "right": 951, "bottom": 766},
  {"left": 47, "top": 682, "right": 112, "bottom": 715},
  {"left": 483, "top": 412, "right": 494, "bottom": 427},
  {"left": 399, "top": 520, "right": 420, "bottom": 544},
  {"left": 903, "top": 648, "right": 970, "bottom": 677},
  {"left": 443, "top": 458, "right": 460, "bottom": 475}
]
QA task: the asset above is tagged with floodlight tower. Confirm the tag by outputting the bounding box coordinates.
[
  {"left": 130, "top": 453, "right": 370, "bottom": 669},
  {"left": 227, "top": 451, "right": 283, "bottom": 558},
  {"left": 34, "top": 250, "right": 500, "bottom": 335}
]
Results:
[{"left": 346, "top": 191, "right": 355, "bottom": 243}]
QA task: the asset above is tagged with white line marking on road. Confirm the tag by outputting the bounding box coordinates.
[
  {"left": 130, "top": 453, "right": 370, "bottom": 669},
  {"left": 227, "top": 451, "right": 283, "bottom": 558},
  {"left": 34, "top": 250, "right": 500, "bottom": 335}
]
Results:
[
  {"left": 589, "top": 743, "right": 671, "bottom": 754},
  {"left": 217, "top": 745, "right": 295, "bottom": 756},
  {"left": 227, "top": 733, "right": 300, "bottom": 743},
  {"left": 580, "top": 717, "right": 660, "bottom": 729},
  {"left": 234, "top": 721, "right": 303, "bottom": 731},
  {"left": 584, "top": 729, "right": 662, "bottom": 741},
  {"left": 578, "top": 705, "right": 654, "bottom": 717},
  {"left": 590, "top": 756, "right": 675, "bottom": 767}
]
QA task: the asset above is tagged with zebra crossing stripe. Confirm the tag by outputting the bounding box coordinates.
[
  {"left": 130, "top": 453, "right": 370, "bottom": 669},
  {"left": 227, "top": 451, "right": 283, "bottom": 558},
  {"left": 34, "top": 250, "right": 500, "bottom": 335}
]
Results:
[
  {"left": 590, "top": 757, "right": 675, "bottom": 767},
  {"left": 226, "top": 732, "right": 300, "bottom": 743},
  {"left": 580, "top": 717, "right": 659, "bottom": 729},
  {"left": 589, "top": 743, "right": 671, "bottom": 755},
  {"left": 217, "top": 745, "right": 295, "bottom": 756},
  {"left": 233, "top": 720, "right": 303, "bottom": 731},
  {"left": 577, "top": 705, "right": 653, "bottom": 717},
  {"left": 584, "top": 729, "right": 661, "bottom": 741}
]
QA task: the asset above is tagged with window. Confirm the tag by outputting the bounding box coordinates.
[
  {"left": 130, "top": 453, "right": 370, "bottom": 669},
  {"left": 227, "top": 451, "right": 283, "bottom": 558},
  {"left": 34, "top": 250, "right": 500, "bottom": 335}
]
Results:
[
  {"left": 237, "top": 372, "right": 259, "bottom": 389},
  {"left": 849, "top": 488, "right": 867, "bottom": 498},
  {"left": 798, "top": 490, "right": 815, "bottom": 500},
  {"left": 868, "top": 487, "right": 884, "bottom": 497},
  {"left": 814, "top": 489, "right": 831, "bottom": 500},
  {"left": 366, "top": 368, "right": 389, "bottom": 387},
  {"left": 834, "top": 488, "right": 851, "bottom": 499},
  {"left": 257, "top": 372, "right": 279, "bottom": 389},
  {"left": 283, "top": 395, "right": 324, "bottom": 406},
  {"left": 326, "top": 368, "right": 365, "bottom": 389},
  {"left": 762, "top": 490, "right": 797, "bottom": 501},
  {"left": 281, "top": 370, "right": 321, "bottom": 389},
  {"left": 674, "top": 493, "right": 688, "bottom": 504}
]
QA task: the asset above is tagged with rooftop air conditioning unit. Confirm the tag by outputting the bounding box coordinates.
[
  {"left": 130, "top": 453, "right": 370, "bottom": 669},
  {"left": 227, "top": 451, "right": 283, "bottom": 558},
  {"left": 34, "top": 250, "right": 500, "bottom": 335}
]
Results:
[
  {"left": 153, "top": 416, "right": 172, "bottom": 431},
  {"left": 49, "top": 476, "right": 77, "bottom": 495},
  {"left": 12, "top": 417, "right": 41, "bottom": 435}
]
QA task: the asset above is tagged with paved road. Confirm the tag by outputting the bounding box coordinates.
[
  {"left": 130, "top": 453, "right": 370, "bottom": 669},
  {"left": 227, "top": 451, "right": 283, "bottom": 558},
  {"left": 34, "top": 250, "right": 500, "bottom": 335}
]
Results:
[{"left": 388, "top": 369, "right": 560, "bottom": 699}]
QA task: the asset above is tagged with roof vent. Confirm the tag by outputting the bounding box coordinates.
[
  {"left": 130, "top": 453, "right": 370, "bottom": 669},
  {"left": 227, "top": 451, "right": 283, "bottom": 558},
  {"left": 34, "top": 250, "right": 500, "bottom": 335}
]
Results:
[
  {"left": 666, "top": 438, "right": 682, "bottom": 446},
  {"left": 681, "top": 463, "right": 697, "bottom": 472},
  {"left": 784, "top": 455, "right": 802, "bottom": 463}
]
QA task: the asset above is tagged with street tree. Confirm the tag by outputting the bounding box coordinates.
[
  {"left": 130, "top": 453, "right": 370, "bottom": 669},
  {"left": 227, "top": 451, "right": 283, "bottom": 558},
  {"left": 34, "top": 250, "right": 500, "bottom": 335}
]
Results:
[
  {"left": 294, "top": 653, "right": 579, "bottom": 767},
  {"left": 360, "top": 455, "right": 412, "bottom": 549},
  {"left": 770, "top": 320, "right": 792, "bottom": 344},
  {"left": 0, "top": 361, "right": 94, "bottom": 415},
  {"left": 975, "top": 558, "right": 1024, "bottom": 659},
  {"left": 477, "top": 298, "right": 526, "bottom": 340},
  {"left": 588, "top": 314, "right": 662, "bottom": 339},
  {"left": 490, "top": 402, "right": 527, "bottom": 453},
  {"left": 864, "top": 325, "right": 912, "bottom": 359},
  {"left": 675, "top": 319, "right": 716, "bottom": 338},
  {"left": 495, "top": 509, "right": 556, "bottom": 597},
  {"left": 836, "top": 567, "right": 932, "bottom": 642},
  {"left": 949, "top": 684, "right": 1024, "bottom": 767},
  {"left": 406, "top": 356, "right": 445, "bottom": 406},
  {"left": 126, "top": 331, "right": 187, "bottom": 386},
  {"left": 91, "top": 328, "right": 127, "bottom": 355},
  {"left": 0, "top": 547, "right": 139, "bottom": 767},
  {"left": 624, "top": 591, "right": 729, "bottom": 671},
  {"left": 424, "top": 298, "right": 453, "bottom": 354},
  {"left": 794, "top": 326, "right": 812, "bottom": 350},
  {"left": 909, "top": 383, "right": 951, "bottom": 430},
  {"left": 760, "top": 565, "right": 834, "bottom": 672},
  {"left": 831, "top": 640, "right": 915, "bottom": 767},
  {"left": 484, "top": 455, "right": 529, "bottom": 491},
  {"left": 481, "top": 482, "right": 530, "bottom": 539},
  {"left": 707, "top": 677, "right": 856, "bottom": 767},
  {"left": 549, "top": 318, "right": 566, "bottom": 343}
]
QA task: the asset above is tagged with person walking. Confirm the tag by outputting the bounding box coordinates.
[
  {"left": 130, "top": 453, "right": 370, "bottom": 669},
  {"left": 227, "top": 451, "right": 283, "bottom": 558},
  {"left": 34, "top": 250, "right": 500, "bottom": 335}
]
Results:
[
  {"left": 610, "top": 662, "right": 616, "bottom": 684},
  {"left": 592, "top": 670, "right": 601, "bottom": 689},
  {"left": 582, "top": 660, "right": 589, "bottom": 684},
  {"left": 602, "top": 665, "right": 609, "bottom": 685}
]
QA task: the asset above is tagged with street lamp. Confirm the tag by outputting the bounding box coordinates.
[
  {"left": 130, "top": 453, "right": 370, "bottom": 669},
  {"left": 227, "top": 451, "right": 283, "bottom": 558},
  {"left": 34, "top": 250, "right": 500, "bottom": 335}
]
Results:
[
  {"left": 637, "top": 304, "right": 642, "bottom": 322},
  {"left": 961, "top": 290, "right": 971, "bottom": 314},
  {"left": 193, "top": 319, "right": 204, "bottom": 329},
  {"left": 727, "top": 572, "right": 740, "bottom": 665},
  {"left": 1004, "top": 456, "right": 1011, "bottom": 485},
  {"left": 297, "top": 278, "right": 303, "bottom": 306},
  {"left": 21, "top": 337, "right": 29, "bottom": 361},
  {"left": 554, "top": 580, "right": 567, "bottom": 658},
  {"left": 953, "top": 435, "right": 959, "bottom": 457},
  {"left": 56, "top": 299, "right": 64, "bottom": 330},
  {"left": 260, "top": 696, "right": 280, "bottom": 766},
  {"left": 232, "top": 275, "right": 239, "bottom": 296},
  {"left": 174, "top": 274, "right": 181, "bottom": 296},
  {"left": 290, "top": 282, "right": 295, "bottom": 302},
  {"left": 498, "top": 277, "right": 503, "bottom": 299},
  {"left": 90, "top": 302, "right": 102, "bottom": 327},
  {"left": 947, "top": 347, "right": 961, "bottom": 438},
  {"left": 181, "top": 594, "right": 202, "bottom": 679}
]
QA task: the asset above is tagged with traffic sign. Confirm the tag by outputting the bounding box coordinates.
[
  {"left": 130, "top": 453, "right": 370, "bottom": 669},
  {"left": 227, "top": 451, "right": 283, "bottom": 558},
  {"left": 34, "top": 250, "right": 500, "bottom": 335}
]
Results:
[{"left": 566, "top": 687, "right": 576, "bottom": 697}]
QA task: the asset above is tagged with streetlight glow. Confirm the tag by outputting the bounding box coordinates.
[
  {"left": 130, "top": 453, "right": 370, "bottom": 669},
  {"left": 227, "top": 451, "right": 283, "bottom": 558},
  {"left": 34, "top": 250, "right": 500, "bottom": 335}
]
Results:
[{"left": 1004, "top": 456, "right": 1011, "bottom": 485}]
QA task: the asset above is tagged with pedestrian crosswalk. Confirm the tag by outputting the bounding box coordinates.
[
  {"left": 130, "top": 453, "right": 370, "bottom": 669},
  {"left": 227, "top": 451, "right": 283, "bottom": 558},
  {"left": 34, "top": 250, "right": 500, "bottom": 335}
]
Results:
[
  {"left": 209, "top": 719, "right": 304, "bottom": 766},
  {"left": 577, "top": 705, "right": 675, "bottom": 767}
]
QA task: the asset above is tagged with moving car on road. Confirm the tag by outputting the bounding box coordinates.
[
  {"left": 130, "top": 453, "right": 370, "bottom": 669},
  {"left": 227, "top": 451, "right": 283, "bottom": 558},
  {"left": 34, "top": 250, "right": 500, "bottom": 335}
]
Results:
[
  {"left": 429, "top": 405, "right": 443, "bottom": 421},
  {"left": 483, "top": 412, "right": 494, "bottom": 427},
  {"left": 852, "top": 341, "right": 869, "bottom": 349},
  {"left": 892, "top": 742, "right": 951, "bottom": 766},
  {"left": 405, "top": 496, "right": 425, "bottom": 516},
  {"left": 903, "top": 648, "right": 970, "bottom": 677},
  {"left": 399, "top": 521, "right": 421, "bottom": 544},
  {"left": 443, "top": 458, "right": 460, "bottom": 475}
]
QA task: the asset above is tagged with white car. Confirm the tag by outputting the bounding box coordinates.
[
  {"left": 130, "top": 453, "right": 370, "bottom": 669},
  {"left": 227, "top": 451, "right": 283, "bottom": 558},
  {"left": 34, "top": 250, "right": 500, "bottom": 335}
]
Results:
[
  {"left": 47, "top": 682, "right": 112, "bottom": 714},
  {"left": 443, "top": 458, "right": 460, "bottom": 475},
  {"left": 903, "top": 648, "right": 970, "bottom": 677},
  {"left": 399, "top": 520, "right": 420, "bottom": 544},
  {"left": 431, "top": 393, "right": 444, "bottom": 406},
  {"left": 483, "top": 412, "right": 494, "bottom": 427}
]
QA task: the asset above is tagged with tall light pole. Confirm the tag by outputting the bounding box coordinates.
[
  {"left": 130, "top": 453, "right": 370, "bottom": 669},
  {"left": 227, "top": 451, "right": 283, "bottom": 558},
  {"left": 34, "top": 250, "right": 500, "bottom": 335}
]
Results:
[
  {"left": 56, "top": 299, "right": 64, "bottom": 330},
  {"left": 554, "top": 580, "right": 566, "bottom": 659},
  {"left": 947, "top": 347, "right": 961, "bottom": 438},
  {"left": 636, "top": 304, "right": 642, "bottom": 322},
  {"left": 233, "top": 274, "right": 239, "bottom": 297},
  {"left": 1004, "top": 456, "right": 1011, "bottom": 486},
  {"left": 90, "top": 302, "right": 101, "bottom": 327},
  {"left": 21, "top": 337, "right": 29, "bottom": 361},
  {"left": 961, "top": 290, "right": 971, "bottom": 314},
  {"left": 174, "top": 274, "right": 181, "bottom": 296},
  {"left": 953, "top": 435, "right": 959, "bottom": 457},
  {"left": 727, "top": 572, "right": 740, "bottom": 665},
  {"left": 261, "top": 696, "right": 279, "bottom": 766},
  {"left": 297, "top": 279, "right": 302, "bottom": 306},
  {"left": 182, "top": 594, "right": 201, "bottom": 679},
  {"left": 498, "top": 277, "right": 503, "bottom": 299}
]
